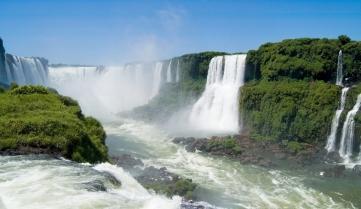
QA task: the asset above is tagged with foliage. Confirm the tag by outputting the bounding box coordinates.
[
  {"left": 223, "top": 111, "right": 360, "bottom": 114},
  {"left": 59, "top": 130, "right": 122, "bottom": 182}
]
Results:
[
  {"left": 206, "top": 137, "right": 242, "bottom": 155},
  {"left": 144, "top": 178, "right": 196, "bottom": 200},
  {"left": 0, "top": 85, "right": 108, "bottom": 163},
  {"left": 286, "top": 141, "right": 306, "bottom": 153},
  {"left": 239, "top": 80, "right": 339, "bottom": 143},
  {"left": 246, "top": 37, "right": 361, "bottom": 83},
  {"left": 338, "top": 35, "right": 351, "bottom": 45}
]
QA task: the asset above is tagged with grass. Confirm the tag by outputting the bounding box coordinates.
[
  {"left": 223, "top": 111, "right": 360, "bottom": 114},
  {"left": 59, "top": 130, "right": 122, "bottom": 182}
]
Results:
[{"left": 0, "top": 85, "right": 108, "bottom": 163}]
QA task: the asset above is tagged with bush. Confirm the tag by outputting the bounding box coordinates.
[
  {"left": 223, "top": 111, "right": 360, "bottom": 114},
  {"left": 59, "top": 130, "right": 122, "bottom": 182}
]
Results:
[{"left": 10, "top": 85, "right": 49, "bottom": 95}]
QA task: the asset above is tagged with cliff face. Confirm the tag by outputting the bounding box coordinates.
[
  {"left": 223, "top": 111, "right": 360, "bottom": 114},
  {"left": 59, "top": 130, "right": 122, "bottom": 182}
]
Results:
[
  {"left": 241, "top": 36, "right": 361, "bottom": 150},
  {"left": 130, "top": 51, "right": 226, "bottom": 122},
  {"left": 239, "top": 80, "right": 339, "bottom": 143},
  {"left": 0, "top": 38, "right": 6, "bottom": 85}
]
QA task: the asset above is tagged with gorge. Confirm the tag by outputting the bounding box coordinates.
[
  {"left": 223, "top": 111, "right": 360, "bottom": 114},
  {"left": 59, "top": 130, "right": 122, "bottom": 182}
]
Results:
[{"left": 1, "top": 36, "right": 361, "bottom": 209}]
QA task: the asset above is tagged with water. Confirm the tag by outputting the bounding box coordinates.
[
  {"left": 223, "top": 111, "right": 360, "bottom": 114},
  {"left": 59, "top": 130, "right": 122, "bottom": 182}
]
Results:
[
  {"left": 325, "top": 87, "right": 349, "bottom": 152},
  {"left": 176, "top": 60, "right": 180, "bottom": 82},
  {"left": 151, "top": 62, "right": 163, "bottom": 97},
  {"left": 339, "top": 94, "right": 361, "bottom": 163},
  {"left": 336, "top": 50, "right": 343, "bottom": 86},
  {"left": 188, "top": 54, "right": 246, "bottom": 134},
  {"left": 2, "top": 53, "right": 360, "bottom": 208},
  {"left": 166, "top": 59, "right": 172, "bottom": 83},
  {"left": 105, "top": 119, "right": 357, "bottom": 209},
  {"left": 4, "top": 55, "right": 48, "bottom": 85},
  {"left": 48, "top": 63, "right": 164, "bottom": 120},
  {"left": 0, "top": 155, "right": 181, "bottom": 209}
]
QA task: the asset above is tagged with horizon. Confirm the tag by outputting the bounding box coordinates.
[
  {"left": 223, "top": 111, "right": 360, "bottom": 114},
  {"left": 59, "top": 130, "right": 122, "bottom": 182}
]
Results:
[{"left": 1, "top": 0, "right": 361, "bottom": 65}]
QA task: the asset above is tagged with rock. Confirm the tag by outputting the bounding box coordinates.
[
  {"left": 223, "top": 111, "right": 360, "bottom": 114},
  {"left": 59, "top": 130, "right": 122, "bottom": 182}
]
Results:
[
  {"left": 0, "top": 38, "right": 6, "bottom": 85},
  {"left": 323, "top": 165, "right": 346, "bottom": 178},
  {"left": 325, "top": 151, "right": 343, "bottom": 163},
  {"left": 172, "top": 134, "right": 322, "bottom": 169},
  {"left": 84, "top": 180, "right": 107, "bottom": 192},
  {"left": 110, "top": 154, "right": 144, "bottom": 170},
  {"left": 110, "top": 153, "right": 197, "bottom": 199},
  {"left": 352, "top": 165, "right": 361, "bottom": 176}
]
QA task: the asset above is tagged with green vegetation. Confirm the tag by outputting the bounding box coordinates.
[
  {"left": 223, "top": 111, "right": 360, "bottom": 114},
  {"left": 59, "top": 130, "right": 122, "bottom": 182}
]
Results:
[
  {"left": 239, "top": 80, "right": 339, "bottom": 143},
  {"left": 286, "top": 141, "right": 307, "bottom": 153},
  {"left": 246, "top": 36, "right": 361, "bottom": 83},
  {"left": 206, "top": 137, "right": 242, "bottom": 155},
  {"left": 0, "top": 85, "right": 108, "bottom": 163},
  {"left": 174, "top": 51, "right": 227, "bottom": 97},
  {"left": 144, "top": 178, "right": 197, "bottom": 200},
  {"left": 130, "top": 83, "right": 190, "bottom": 122},
  {"left": 241, "top": 36, "right": 361, "bottom": 145},
  {"left": 131, "top": 51, "right": 226, "bottom": 121}
]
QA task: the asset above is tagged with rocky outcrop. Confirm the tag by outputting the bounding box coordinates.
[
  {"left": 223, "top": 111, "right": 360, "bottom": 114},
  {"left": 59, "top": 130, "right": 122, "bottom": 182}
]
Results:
[
  {"left": 111, "top": 154, "right": 197, "bottom": 199},
  {"left": 173, "top": 134, "right": 321, "bottom": 168},
  {"left": 0, "top": 85, "right": 108, "bottom": 163},
  {"left": 0, "top": 38, "right": 6, "bottom": 85}
]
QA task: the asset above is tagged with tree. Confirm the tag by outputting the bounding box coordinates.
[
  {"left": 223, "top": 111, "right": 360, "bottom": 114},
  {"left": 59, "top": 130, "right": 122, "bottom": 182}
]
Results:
[{"left": 338, "top": 35, "right": 351, "bottom": 45}]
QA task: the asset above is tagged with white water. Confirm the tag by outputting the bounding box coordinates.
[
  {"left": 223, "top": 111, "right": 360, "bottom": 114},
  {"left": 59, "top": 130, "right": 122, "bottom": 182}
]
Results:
[
  {"left": 336, "top": 50, "right": 343, "bottom": 86},
  {"left": 4, "top": 55, "right": 48, "bottom": 85},
  {"left": 105, "top": 119, "right": 354, "bottom": 209},
  {"left": 188, "top": 54, "right": 246, "bottom": 134},
  {"left": 325, "top": 87, "right": 349, "bottom": 152},
  {"left": 151, "top": 62, "right": 163, "bottom": 98},
  {"left": 166, "top": 59, "right": 172, "bottom": 83},
  {"left": 0, "top": 155, "right": 181, "bottom": 209},
  {"left": 48, "top": 63, "right": 164, "bottom": 120},
  {"left": 338, "top": 94, "right": 361, "bottom": 162},
  {"left": 176, "top": 60, "right": 180, "bottom": 82}
]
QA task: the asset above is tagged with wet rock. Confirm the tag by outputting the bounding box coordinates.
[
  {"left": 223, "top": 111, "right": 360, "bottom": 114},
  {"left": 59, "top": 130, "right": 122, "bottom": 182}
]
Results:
[
  {"left": 84, "top": 180, "right": 107, "bottom": 192},
  {"left": 352, "top": 165, "right": 361, "bottom": 176},
  {"left": 110, "top": 154, "right": 144, "bottom": 170},
  {"left": 322, "top": 165, "right": 346, "bottom": 178},
  {"left": 181, "top": 200, "right": 217, "bottom": 209},
  {"left": 172, "top": 134, "right": 320, "bottom": 169},
  {"left": 110, "top": 154, "right": 197, "bottom": 199},
  {"left": 325, "top": 151, "right": 343, "bottom": 163},
  {"left": 102, "top": 172, "right": 122, "bottom": 187}
]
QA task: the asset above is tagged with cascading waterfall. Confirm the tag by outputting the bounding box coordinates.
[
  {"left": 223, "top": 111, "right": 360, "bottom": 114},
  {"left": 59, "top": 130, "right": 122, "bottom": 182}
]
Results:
[
  {"left": 166, "top": 59, "right": 172, "bottom": 82},
  {"left": 151, "top": 62, "right": 163, "bottom": 97},
  {"left": 338, "top": 94, "right": 361, "bottom": 162},
  {"left": 336, "top": 50, "right": 343, "bottom": 86},
  {"left": 176, "top": 59, "right": 180, "bottom": 82},
  {"left": 3, "top": 54, "right": 48, "bottom": 85},
  {"left": 48, "top": 62, "right": 164, "bottom": 118},
  {"left": 188, "top": 54, "right": 246, "bottom": 134},
  {"left": 325, "top": 87, "right": 349, "bottom": 152}
]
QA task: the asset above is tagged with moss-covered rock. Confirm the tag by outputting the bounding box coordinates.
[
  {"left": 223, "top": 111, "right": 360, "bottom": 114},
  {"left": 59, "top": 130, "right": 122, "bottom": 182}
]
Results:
[{"left": 0, "top": 85, "right": 108, "bottom": 163}]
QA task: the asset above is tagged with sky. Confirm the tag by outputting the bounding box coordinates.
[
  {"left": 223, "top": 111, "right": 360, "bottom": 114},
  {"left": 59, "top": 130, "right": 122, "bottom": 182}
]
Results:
[{"left": 0, "top": 0, "right": 360, "bottom": 65}]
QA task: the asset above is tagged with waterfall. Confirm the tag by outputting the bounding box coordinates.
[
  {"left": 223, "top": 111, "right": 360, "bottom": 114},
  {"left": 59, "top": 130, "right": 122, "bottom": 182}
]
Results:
[
  {"left": 166, "top": 59, "right": 172, "bottom": 82},
  {"left": 336, "top": 50, "right": 343, "bottom": 86},
  {"left": 3, "top": 54, "right": 48, "bottom": 85},
  {"left": 175, "top": 59, "right": 180, "bottom": 82},
  {"left": 338, "top": 94, "right": 361, "bottom": 162},
  {"left": 188, "top": 54, "right": 246, "bottom": 134},
  {"left": 151, "top": 62, "right": 163, "bottom": 97},
  {"left": 325, "top": 87, "right": 349, "bottom": 152},
  {"left": 48, "top": 62, "right": 164, "bottom": 118}
]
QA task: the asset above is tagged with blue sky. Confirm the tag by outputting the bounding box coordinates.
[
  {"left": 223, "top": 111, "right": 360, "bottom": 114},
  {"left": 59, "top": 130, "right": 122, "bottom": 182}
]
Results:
[{"left": 0, "top": 0, "right": 360, "bottom": 65}]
